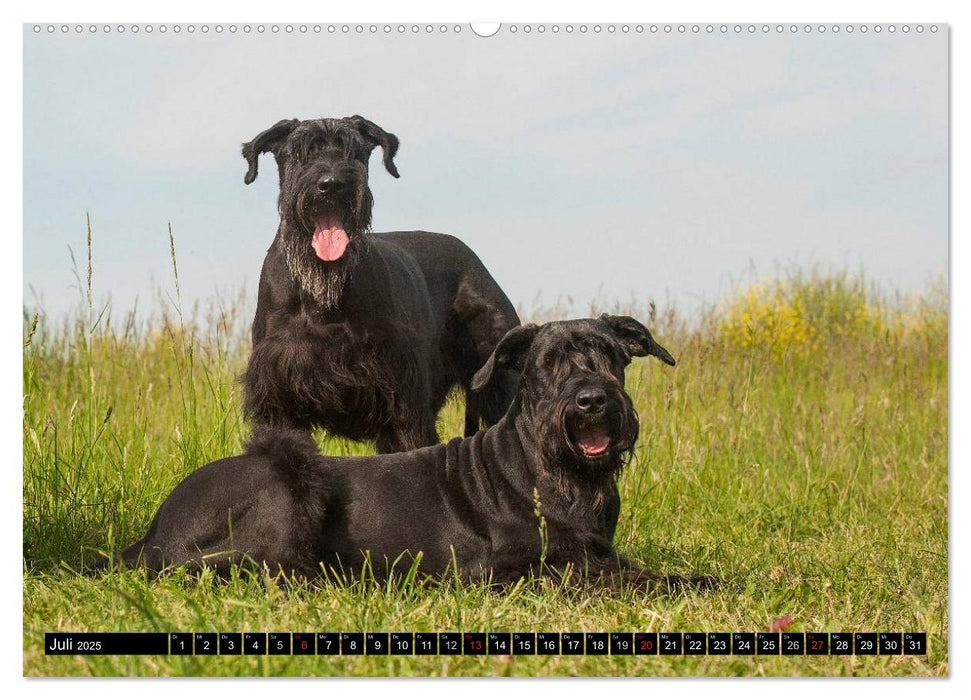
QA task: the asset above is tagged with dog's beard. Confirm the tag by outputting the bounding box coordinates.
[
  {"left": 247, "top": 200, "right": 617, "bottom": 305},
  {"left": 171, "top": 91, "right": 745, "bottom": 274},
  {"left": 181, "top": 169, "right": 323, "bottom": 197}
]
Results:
[
  {"left": 526, "top": 387, "right": 639, "bottom": 513},
  {"left": 280, "top": 186, "right": 373, "bottom": 309},
  {"left": 282, "top": 231, "right": 368, "bottom": 309}
]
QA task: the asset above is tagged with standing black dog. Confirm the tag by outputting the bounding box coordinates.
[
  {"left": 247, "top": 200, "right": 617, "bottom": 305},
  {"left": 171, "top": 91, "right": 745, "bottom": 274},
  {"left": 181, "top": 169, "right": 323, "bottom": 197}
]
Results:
[
  {"left": 242, "top": 115, "right": 520, "bottom": 452},
  {"left": 104, "top": 316, "right": 701, "bottom": 590}
]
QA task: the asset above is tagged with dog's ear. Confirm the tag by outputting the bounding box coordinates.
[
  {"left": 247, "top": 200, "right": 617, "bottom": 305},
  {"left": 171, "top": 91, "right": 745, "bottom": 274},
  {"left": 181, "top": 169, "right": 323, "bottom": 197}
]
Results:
[
  {"left": 600, "top": 314, "right": 676, "bottom": 366},
  {"left": 471, "top": 324, "right": 540, "bottom": 392},
  {"left": 348, "top": 115, "right": 400, "bottom": 178},
  {"left": 242, "top": 119, "right": 300, "bottom": 184}
]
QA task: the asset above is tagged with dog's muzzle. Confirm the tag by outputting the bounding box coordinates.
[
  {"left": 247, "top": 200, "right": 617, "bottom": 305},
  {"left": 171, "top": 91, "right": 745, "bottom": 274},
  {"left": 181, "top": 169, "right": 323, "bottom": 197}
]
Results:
[
  {"left": 295, "top": 189, "right": 355, "bottom": 263},
  {"left": 572, "top": 387, "right": 610, "bottom": 456},
  {"left": 564, "top": 384, "right": 637, "bottom": 461}
]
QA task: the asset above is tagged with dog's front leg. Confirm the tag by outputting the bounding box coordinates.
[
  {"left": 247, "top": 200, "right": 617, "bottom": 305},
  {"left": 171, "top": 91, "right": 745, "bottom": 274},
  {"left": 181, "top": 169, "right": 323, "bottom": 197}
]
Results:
[
  {"left": 375, "top": 412, "right": 439, "bottom": 453},
  {"left": 373, "top": 339, "right": 440, "bottom": 453}
]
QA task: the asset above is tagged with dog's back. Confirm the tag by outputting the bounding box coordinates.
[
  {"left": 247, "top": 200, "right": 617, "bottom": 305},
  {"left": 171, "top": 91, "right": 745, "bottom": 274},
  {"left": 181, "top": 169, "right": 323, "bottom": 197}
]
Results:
[
  {"left": 378, "top": 230, "right": 521, "bottom": 434},
  {"left": 377, "top": 231, "right": 516, "bottom": 325}
]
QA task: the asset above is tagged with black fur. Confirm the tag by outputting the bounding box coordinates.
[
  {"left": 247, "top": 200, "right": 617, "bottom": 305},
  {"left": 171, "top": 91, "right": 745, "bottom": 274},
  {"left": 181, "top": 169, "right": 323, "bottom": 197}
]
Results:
[
  {"left": 242, "top": 115, "right": 520, "bottom": 452},
  {"left": 101, "top": 317, "right": 712, "bottom": 592}
]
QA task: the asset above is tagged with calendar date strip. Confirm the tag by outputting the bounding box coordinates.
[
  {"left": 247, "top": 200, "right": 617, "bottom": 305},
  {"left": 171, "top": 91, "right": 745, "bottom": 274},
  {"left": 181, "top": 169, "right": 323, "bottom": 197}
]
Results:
[{"left": 45, "top": 631, "right": 927, "bottom": 656}]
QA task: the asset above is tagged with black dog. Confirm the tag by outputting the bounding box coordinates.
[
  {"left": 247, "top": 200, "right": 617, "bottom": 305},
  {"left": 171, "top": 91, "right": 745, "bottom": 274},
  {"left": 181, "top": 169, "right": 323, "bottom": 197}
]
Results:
[
  {"left": 241, "top": 115, "right": 520, "bottom": 452},
  {"left": 106, "top": 316, "right": 700, "bottom": 591}
]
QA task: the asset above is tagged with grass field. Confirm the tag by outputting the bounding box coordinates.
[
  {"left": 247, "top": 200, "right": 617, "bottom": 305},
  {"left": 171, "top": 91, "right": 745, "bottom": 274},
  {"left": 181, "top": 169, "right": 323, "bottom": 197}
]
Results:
[{"left": 22, "top": 246, "right": 948, "bottom": 677}]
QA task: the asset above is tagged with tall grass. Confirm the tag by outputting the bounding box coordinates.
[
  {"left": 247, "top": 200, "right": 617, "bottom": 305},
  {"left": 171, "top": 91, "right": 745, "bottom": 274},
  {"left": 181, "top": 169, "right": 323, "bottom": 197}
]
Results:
[
  {"left": 22, "top": 236, "right": 948, "bottom": 676},
  {"left": 717, "top": 269, "right": 948, "bottom": 360}
]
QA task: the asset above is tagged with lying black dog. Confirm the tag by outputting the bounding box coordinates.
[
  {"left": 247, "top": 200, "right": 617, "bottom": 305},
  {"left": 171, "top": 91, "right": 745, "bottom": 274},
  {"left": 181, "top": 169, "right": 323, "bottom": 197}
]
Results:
[
  {"left": 106, "top": 316, "right": 697, "bottom": 590},
  {"left": 242, "top": 115, "right": 520, "bottom": 452}
]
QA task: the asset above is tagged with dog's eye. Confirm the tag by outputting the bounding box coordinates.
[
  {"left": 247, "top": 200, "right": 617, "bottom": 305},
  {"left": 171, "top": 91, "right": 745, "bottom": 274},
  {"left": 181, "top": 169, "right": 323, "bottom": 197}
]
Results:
[{"left": 542, "top": 354, "right": 556, "bottom": 370}]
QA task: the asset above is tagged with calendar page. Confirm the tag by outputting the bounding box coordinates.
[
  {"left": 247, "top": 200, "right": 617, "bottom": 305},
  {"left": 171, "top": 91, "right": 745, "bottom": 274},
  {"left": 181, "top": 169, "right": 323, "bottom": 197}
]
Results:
[{"left": 22, "top": 20, "right": 948, "bottom": 678}]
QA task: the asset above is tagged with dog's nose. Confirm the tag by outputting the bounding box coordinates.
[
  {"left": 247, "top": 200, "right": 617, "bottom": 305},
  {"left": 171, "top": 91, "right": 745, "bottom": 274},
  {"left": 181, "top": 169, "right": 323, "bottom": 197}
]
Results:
[
  {"left": 316, "top": 175, "right": 345, "bottom": 194},
  {"left": 575, "top": 388, "right": 607, "bottom": 413}
]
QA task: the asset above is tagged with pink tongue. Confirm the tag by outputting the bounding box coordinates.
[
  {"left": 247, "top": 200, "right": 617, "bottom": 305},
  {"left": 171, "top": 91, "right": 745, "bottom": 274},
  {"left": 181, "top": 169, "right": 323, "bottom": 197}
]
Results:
[
  {"left": 578, "top": 428, "right": 610, "bottom": 455},
  {"left": 311, "top": 216, "right": 349, "bottom": 262}
]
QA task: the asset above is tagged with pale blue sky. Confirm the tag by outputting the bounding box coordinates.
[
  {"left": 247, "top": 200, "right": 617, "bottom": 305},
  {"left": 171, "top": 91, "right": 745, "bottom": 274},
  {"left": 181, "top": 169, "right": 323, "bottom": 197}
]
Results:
[{"left": 23, "top": 25, "right": 948, "bottom": 319}]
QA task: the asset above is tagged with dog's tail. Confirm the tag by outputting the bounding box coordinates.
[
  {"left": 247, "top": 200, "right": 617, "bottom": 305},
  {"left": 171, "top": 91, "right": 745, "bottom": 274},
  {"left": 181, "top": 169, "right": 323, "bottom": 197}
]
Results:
[
  {"left": 245, "top": 426, "right": 333, "bottom": 535},
  {"left": 245, "top": 425, "right": 320, "bottom": 465},
  {"left": 245, "top": 425, "right": 327, "bottom": 494}
]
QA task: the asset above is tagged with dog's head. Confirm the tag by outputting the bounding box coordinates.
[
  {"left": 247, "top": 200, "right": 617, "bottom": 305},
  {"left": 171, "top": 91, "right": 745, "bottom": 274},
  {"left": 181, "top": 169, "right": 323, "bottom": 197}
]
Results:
[
  {"left": 242, "top": 116, "right": 399, "bottom": 306},
  {"left": 473, "top": 315, "right": 675, "bottom": 483}
]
